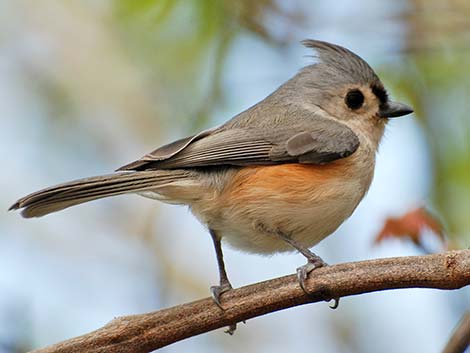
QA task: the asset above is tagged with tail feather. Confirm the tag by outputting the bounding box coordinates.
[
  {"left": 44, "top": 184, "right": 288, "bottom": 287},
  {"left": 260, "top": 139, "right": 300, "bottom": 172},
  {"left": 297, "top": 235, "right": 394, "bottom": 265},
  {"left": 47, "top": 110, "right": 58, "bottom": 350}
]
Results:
[{"left": 9, "top": 170, "right": 191, "bottom": 218}]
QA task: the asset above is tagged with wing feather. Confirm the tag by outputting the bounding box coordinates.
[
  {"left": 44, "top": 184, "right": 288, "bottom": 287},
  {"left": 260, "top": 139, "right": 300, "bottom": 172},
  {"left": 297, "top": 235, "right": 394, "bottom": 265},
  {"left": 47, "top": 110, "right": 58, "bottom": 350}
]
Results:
[{"left": 118, "top": 114, "right": 360, "bottom": 171}]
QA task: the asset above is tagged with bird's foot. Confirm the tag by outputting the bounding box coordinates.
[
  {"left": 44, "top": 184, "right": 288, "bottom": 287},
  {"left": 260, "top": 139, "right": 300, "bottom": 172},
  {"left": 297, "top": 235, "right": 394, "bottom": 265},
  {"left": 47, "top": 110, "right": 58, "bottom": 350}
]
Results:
[
  {"left": 210, "top": 281, "right": 233, "bottom": 310},
  {"left": 225, "top": 323, "right": 237, "bottom": 335},
  {"left": 296, "top": 256, "right": 340, "bottom": 309},
  {"left": 210, "top": 281, "right": 237, "bottom": 334},
  {"left": 296, "top": 255, "right": 327, "bottom": 293}
]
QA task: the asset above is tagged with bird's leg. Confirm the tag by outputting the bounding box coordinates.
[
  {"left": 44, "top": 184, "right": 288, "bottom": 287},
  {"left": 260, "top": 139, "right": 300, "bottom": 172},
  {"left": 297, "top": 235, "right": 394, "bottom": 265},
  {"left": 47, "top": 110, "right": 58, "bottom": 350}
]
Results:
[
  {"left": 275, "top": 230, "right": 339, "bottom": 309},
  {"left": 209, "top": 229, "right": 237, "bottom": 334},
  {"left": 209, "top": 229, "right": 232, "bottom": 308},
  {"left": 275, "top": 230, "right": 327, "bottom": 289}
]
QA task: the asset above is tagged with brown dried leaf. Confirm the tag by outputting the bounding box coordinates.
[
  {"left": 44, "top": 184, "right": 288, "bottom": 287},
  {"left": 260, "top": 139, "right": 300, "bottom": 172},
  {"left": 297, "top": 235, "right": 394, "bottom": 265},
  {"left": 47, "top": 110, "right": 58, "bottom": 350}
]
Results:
[{"left": 375, "top": 207, "right": 446, "bottom": 248}]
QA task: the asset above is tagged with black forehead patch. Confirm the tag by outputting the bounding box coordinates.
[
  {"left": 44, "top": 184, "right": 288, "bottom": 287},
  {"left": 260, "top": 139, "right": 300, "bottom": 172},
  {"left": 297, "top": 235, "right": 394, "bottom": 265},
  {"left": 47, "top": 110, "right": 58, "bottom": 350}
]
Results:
[{"left": 371, "top": 82, "right": 388, "bottom": 104}]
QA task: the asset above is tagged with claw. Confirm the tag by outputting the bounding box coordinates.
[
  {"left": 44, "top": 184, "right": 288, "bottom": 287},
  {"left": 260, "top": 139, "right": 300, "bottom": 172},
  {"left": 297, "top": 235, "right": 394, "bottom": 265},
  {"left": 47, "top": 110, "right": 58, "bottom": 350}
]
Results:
[
  {"left": 296, "top": 258, "right": 326, "bottom": 294},
  {"left": 209, "top": 230, "right": 237, "bottom": 333},
  {"left": 296, "top": 258, "right": 339, "bottom": 308},
  {"left": 210, "top": 282, "right": 232, "bottom": 310},
  {"left": 211, "top": 282, "right": 237, "bottom": 334},
  {"left": 329, "top": 298, "right": 340, "bottom": 309},
  {"left": 268, "top": 229, "right": 339, "bottom": 309},
  {"left": 296, "top": 262, "right": 315, "bottom": 293},
  {"left": 225, "top": 324, "right": 237, "bottom": 335}
]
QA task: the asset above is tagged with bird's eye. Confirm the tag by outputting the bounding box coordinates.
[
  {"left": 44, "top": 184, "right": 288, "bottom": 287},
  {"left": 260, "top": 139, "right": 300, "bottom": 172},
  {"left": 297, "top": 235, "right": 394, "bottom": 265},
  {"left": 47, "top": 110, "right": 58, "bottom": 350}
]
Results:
[{"left": 345, "top": 89, "right": 364, "bottom": 110}]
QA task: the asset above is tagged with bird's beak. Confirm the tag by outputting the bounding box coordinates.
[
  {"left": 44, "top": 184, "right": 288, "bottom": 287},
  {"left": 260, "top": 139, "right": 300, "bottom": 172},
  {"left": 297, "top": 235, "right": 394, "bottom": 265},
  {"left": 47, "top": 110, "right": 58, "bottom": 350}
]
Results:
[{"left": 379, "top": 101, "right": 413, "bottom": 118}]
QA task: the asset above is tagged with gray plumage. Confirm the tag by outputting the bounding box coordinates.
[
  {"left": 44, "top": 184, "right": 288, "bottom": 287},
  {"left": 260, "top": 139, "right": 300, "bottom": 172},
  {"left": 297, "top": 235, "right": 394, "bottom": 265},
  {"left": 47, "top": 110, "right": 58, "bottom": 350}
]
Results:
[
  {"left": 301, "top": 39, "right": 380, "bottom": 87},
  {"left": 118, "top": 114, "right": 359, "bottom": 170},
  {"left": 7, "top": 38, "right": 418, "bottom": 318},
  {"left": 9, "top": 170, "right": 194, "bottom": 218},
  {"left": 10, "top": 39, "right": 413, "bottom": 307},
  {"left": 10, "top": 39, "right": 412, "bottom": 243}
]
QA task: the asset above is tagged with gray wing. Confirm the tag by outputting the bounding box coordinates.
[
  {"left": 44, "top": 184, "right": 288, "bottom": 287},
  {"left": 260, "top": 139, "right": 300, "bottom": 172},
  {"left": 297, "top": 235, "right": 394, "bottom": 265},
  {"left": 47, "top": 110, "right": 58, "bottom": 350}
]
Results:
[{"left": 118, "top": 117, "right": 360, "bottom": 171}]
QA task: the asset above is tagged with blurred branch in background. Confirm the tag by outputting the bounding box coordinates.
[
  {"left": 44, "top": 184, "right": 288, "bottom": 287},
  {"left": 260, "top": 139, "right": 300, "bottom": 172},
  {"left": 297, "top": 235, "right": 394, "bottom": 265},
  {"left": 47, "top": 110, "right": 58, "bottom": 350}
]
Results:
[{"left": 442, "top": 312, "right": 470, "bottom": 353}]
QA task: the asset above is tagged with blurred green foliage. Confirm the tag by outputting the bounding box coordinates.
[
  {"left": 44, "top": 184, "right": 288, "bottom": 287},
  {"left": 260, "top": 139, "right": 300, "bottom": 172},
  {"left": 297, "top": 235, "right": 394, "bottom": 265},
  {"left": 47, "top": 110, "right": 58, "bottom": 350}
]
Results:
[
  {"left": 3, "top": 1, "right": 469, "bottom": 351},
  {"left": 112, "top": 0, "right": 470, "bottom": 246},
  {"left": 14, "top": 0, "right": 470, "bottom": 246},
  {"left": 393, "top": 0, "right": 470, "bottom": 247},
  {"left": 112, "top": 0, "right": 302, "bottom": 131}
]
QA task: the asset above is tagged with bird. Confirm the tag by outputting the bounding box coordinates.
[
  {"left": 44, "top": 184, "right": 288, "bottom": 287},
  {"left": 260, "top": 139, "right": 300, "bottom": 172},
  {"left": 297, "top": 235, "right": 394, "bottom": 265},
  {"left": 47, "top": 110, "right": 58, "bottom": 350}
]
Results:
[{"left": 10, "top": 39, "right": 413, "bottom": 310}]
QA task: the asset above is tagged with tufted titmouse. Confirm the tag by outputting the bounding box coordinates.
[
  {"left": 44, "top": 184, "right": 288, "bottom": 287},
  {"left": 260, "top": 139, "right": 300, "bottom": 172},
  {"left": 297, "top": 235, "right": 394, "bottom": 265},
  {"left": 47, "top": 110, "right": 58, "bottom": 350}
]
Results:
[{"left": 10, "top": 40, "right": 413, "bottom": 307}]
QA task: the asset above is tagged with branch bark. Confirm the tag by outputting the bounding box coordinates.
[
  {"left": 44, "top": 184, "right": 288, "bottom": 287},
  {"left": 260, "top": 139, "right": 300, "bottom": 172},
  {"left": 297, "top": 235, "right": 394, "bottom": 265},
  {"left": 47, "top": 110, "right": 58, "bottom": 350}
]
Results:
[
  {"left": 32, "top": 250, "right": 470, "bottom": 353},
  {"left": 442, "top": 312, "right": 470, "bottom": 353}
]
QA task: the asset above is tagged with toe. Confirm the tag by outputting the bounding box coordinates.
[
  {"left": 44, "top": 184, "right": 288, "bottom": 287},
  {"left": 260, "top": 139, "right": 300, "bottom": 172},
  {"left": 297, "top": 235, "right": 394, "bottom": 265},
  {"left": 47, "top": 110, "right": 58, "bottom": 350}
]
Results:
[
  {"left": 210, "top": 283, "right": 237, "bottom": 334},
  {"left": 210, "top": 282, "right": 233, "bottom": 310},
  {"left": 296, "top": 263, "right": 315, "bottom": 293},
  {"left": 329, "top": 297, "right": 340, "bottom": 309},
  {"left": 296, "top": 259, "right": 329, "bottom": 296},
  {"left": 210, "top": 286, "right": 224, "bottom": 309},
  {"left": 225, "top": 323, "right": 237, "bottom": 335}
]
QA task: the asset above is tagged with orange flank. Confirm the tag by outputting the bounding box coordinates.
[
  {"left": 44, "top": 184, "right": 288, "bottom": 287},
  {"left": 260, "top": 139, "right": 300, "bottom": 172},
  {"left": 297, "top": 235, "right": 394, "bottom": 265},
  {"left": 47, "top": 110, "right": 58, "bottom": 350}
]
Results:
[{"left": 225, "top": 162, "right": 349, "bottom": 204}]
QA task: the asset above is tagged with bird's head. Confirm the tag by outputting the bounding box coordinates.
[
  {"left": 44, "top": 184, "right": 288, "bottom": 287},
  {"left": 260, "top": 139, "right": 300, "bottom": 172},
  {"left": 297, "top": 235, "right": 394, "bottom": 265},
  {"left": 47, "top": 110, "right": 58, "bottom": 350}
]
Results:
[{"left": 292, "top": 40, "right": 413, "bottom": 143}]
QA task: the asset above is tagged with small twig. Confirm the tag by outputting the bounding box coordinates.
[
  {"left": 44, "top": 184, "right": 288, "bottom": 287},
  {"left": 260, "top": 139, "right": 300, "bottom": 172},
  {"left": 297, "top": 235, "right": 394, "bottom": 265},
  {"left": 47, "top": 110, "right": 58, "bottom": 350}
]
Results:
[
  {"left": 31, "top": 250, "right": 470, "bottom": 353},
  {"left": 442, "top": 312, "right": 470, "bottom": 353}
]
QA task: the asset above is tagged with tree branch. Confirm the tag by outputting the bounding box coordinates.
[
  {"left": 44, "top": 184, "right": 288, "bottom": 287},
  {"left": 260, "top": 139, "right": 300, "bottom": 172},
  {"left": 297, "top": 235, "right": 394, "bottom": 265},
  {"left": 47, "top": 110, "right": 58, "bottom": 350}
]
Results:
[
  {"left": 32, "top": 250, "right": 470, "bottom": 353},
  {"left": 442, "top": 312, "right": 470, "bottom": 353}
]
